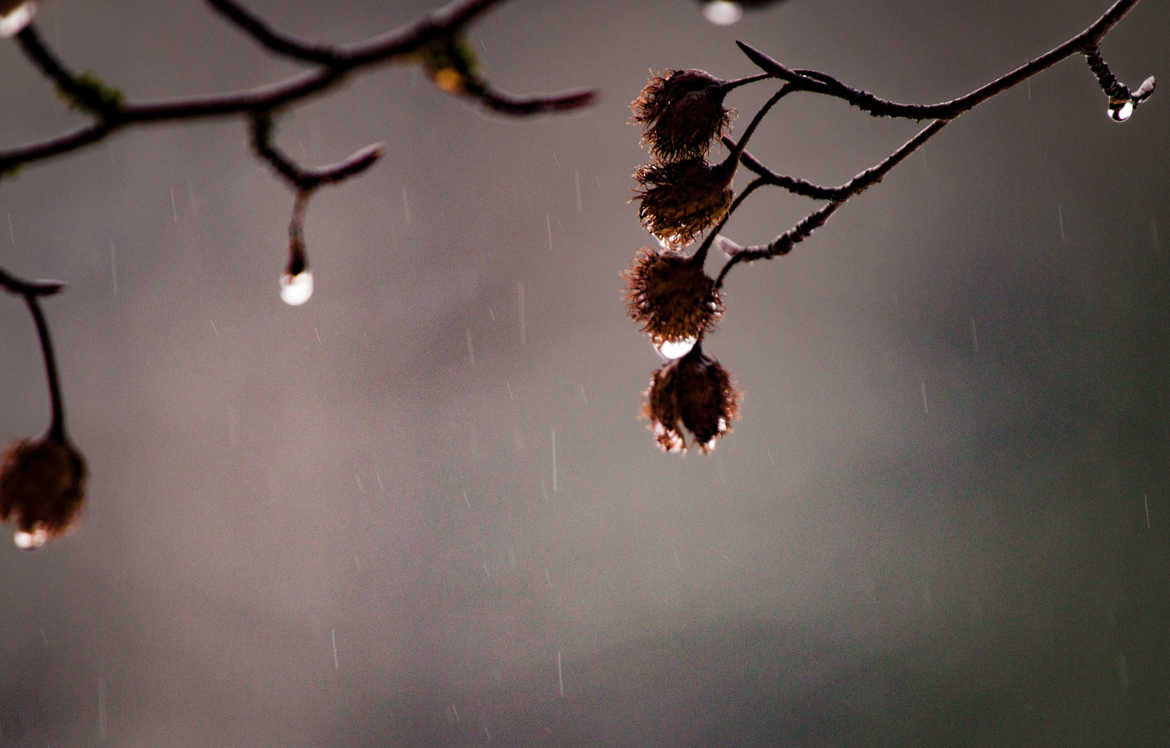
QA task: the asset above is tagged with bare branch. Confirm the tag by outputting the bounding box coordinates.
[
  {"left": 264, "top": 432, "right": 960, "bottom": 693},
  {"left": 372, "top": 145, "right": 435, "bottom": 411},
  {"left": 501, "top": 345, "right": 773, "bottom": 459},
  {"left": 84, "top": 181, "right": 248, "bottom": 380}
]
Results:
[
  {"left": 736, "top": 0, "right": 1149, "bottom": 120},
  {"left": 0, "top": 0, "right": 596, "bottom": 176},
  {"left": 249, "top": 114, "right": 383, "bottom": 192},
  {"left": 206, "top": 0, "right": 343, "bottom": 65},
  {"left": 461, "top": 80, "right": 597, "bottom": 115},
  {"left": 0, "top": 267, "right": 65, "bottom": 297},
  {"left": 715, "top": 120, "right": 949, "bottom": 286}
]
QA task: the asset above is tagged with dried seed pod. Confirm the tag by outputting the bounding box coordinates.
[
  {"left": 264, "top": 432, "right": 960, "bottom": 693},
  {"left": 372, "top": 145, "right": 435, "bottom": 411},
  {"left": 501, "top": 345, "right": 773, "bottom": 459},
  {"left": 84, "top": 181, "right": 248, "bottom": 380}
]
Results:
[
  {"left": 624, "top": 247, "right": 723, "bottom": 345},
  {"left": 643, "top": 347, "right": 739, "bottom": 453},
  {"left": 0, "top": 435, "right": 87, "bottom": 549},
  {"left": 634, "top": 158, "right": 733, "bottom": 248},
  {"left": 632, "top": 69, "right": 734, "bottom": 161}
]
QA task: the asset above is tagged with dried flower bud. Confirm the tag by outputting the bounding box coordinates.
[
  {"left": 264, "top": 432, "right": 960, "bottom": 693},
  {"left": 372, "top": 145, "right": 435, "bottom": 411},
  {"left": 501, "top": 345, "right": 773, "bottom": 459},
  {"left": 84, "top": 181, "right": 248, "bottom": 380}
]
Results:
[
  {"left": 0, "top": 436, "right": 87, "bottom": 549},
  {"left": 643, "top": 348, "right": 739, "bottom": 454},
  {"left": 634, "top": 158, "right": 733, "bottom": 248},
  {"left": 624, "top": 247, "right": 723, "bottom": 344},
  {"left": 632, "top": 69, "right": 733, "bottom": 161}
]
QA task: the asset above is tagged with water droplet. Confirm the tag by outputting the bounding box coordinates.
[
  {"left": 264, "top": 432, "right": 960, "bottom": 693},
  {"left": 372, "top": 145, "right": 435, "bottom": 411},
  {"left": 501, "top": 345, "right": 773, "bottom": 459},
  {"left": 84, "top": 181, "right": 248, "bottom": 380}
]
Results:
[
  {"left": 656, "top": 337, "right": 696, "bottom": 360},
  {"left": 280, "top": 269, "right": 314, "bottom": 306},
  {"left": 1107, "top": 98, "right": 1134, "bottom": 122},
  {"left": 703, "top": 0, "right": 743, "bottom": 25},
  {"left": 0, "top": 1, "right": 37, "bottom": 37},
  {"left": 14, "top": 526, "right": 47, "bottom": 550}
]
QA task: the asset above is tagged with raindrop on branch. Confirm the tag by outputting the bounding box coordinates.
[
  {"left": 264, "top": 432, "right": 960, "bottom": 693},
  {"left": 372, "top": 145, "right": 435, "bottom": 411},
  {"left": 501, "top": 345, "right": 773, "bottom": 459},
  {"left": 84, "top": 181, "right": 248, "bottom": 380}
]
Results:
[
  {"left": 280, "top": 269, "right": 314, "bottom": 306},
  {"left": 656, "top": 337, "right": 696, "bottom": 360},
  {"left": 13, "top": 527, "right": 47, "bottom": 550},
  {"left": 1107, "top": 98, "right": 1134, "bottom": 122}
]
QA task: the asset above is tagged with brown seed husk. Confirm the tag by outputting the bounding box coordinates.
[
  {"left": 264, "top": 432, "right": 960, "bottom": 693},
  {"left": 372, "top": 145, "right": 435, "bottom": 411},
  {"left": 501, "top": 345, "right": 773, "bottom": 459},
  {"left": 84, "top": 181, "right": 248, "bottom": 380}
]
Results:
[
  {"left": 0, "top": 436, "right": 87, "bottom": 544},
  {"left": 623, "top": 248, "right": 723, "bottom": 344},
  {"left": 631, "top": 69, "right": 733, "bottom": 161},
  {"left": 643, "top": 350, "right": 739, "bottom": 454},
  {"left": 633, "top": 159, "right": 733, "bottom": 248}
]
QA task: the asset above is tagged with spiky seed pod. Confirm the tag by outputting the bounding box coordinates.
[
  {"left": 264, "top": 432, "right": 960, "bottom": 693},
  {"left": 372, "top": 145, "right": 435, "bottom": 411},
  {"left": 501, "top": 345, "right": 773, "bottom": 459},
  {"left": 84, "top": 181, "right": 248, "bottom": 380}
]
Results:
[
  {"left": 631, "top": 69, "right": 733, "bottom": 161},
  {"left": 624, "top": 248, "right": 723, "bottom": 345},
  {"left": 634, "top": 158, "right": 733, "bottom": 248},
  {"left": 643, "top": 347, "right": 739, "bottom": 454},
  {"left": 0, "top": 436, "right": 87, "bottom": 549}
]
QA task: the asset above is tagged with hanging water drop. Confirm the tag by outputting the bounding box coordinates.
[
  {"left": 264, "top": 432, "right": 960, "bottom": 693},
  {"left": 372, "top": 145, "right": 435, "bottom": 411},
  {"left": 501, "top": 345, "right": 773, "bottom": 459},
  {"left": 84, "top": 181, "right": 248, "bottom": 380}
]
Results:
[
  {"left": 280, "top": 269, "right": 314, "bottom": 306},
  {"left": 0, "top": 1, "right": 37, "bottom": 37},
  {"left": 702, "top": 0, "right": 743, "bottom": 25},
  {"left": 1107, "top": 98, "right": 1134, "bottom": 122},
  {"left": 13, "top": 526, "right": 47, "bottom": 550},
  {"left": 657, "top": 337, "right": 696, "bottom": 360}
]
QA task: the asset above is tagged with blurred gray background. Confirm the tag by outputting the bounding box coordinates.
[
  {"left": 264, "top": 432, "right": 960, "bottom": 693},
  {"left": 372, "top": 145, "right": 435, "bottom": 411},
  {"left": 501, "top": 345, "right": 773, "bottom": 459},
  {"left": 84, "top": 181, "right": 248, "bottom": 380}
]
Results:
[{"left": 2, "top": 0, "right": 1168, "bottom": 744}]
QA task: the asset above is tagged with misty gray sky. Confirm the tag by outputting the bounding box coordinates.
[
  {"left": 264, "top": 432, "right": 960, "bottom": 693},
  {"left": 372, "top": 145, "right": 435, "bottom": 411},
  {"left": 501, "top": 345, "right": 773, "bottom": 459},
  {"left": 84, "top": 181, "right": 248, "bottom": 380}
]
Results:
[{"left": 1, "top": 0, "right": 1168, "bottom": 744}]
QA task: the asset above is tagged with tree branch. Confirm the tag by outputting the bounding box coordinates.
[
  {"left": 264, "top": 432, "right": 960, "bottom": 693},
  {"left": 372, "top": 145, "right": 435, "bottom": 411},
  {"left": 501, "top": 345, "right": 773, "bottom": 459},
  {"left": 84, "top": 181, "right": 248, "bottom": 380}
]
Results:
[
  {"left": 714, "top": 120, "right": 948, "bottom": 286},
  {"left": 0, "top": 0, "right": 595, "bottom": 175},
  {"left": 736, "top": 0, "right": 1149, "bottom": 120}
]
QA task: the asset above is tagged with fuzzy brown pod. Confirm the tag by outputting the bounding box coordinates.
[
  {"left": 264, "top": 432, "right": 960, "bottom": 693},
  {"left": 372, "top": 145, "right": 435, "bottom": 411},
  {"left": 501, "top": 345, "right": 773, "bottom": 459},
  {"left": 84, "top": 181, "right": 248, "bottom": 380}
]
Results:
[
  {"left": 0, "top": 436, "right": 86, "bottom": 549},
  {"left": 643, "top": 347, "right": 739, "bottom": 453},
  {"left": 633, "top": 158, "right": 733, "bottom": 248},
  {"left": 624, "top": 247, "right": 723, "bottom": 345},
  {"left": 631, "top": 69, "right": 734, "bottom": 162}
]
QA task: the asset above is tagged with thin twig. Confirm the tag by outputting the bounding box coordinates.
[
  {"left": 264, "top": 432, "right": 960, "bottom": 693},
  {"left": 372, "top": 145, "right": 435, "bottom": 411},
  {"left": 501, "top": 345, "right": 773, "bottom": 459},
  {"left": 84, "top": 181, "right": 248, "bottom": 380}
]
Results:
[
  {"left": 0, "top": 0, "right": 595, "bottom": 174},
  {"left": 720, "top": 136, "right": 839, "bottom": 200},
  {"left": 13, "top": 25, "right": 122, "bottom": 117},
  {"left": 249, "top": 114, "right": 383, "bottom": 191},
  {"left": 461, "top": 79, "right": 597, "bottom": 114},
  {"left": 0, "top": 267, "right": 65, "bottom": 297},
  {"left": 713, "top": 0, "right": 1153, "bottom": 287},
  {"left": 736, "top": 0, "right": 1147, "bottom": 120},
  {"left": 691, "top": 177, "right": 766, "bottom": 268},
  {"left": 715, "top": 120, "right": 948, "bottom": 286},
  {"left": 23, "top": 295, "right": 68, "bottom": 441},
  {"left": 206, "top": 0, "right": 344, "bottom": 66}
]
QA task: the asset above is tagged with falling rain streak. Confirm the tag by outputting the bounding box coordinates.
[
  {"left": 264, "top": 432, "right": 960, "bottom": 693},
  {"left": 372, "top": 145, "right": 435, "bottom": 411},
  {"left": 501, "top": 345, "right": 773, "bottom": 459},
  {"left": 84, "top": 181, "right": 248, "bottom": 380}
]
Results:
[
  {"left": 6, "top": 212, "right": 13, "bottom": 246},
  {"left": 170, "top": 187, "right": 178, "bottom": 223},
  {"left": 546, "top": 213, "right": 553, "bottom": 251},
  {"left": 466, "top": 328, "right": 476, "bottom": 365},
  {"left": 331, "top": 628, "right": 339, "bottom": 670},
  {"left": 556, "top": 649, "right": 565, "bottom": 697},
  {"left": 402, "top": 186, "right": 411, "bottom": 225},
  {"left": 1057, "top": 204, "right": 1066, "bottom": 242},
  {"left": 574, "top": 170, "right": 583, "bottom": 213},
  {"left": 920, "top": 379, "right": 929, "bottom": 414},
  {"left": 1144, "top": 494, "right": 1151, "bottom": 529}
]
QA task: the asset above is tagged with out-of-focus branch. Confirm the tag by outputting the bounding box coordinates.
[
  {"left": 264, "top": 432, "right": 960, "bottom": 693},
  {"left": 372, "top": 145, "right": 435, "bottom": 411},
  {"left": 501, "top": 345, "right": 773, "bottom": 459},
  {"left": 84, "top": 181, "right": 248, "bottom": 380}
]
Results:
[
  {"left": 0, "top": 0, "right": 596, "bottom": 175},
  {"left": 206, "top": 0, "right": 345, "bottom": 65},
  {"left": 0, "top": 267, "right": 65, "bottom": 298},
  {"left": 249, "top": 114, "right": 383, "bottom": 192}
]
